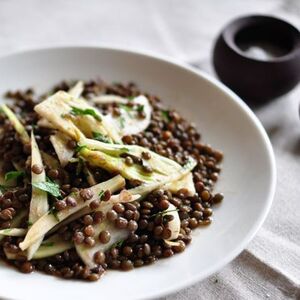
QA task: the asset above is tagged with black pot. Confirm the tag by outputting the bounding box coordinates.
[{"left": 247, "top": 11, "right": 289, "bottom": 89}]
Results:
[{"left": 213, "top": 15, "right": 300, "bottom": 103}]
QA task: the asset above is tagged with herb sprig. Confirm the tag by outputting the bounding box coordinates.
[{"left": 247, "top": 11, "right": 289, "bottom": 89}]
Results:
[
  {"left": 161, "top": 110, "right": 171, "bottom": 123},
  {"left": 98, "top": 190, "right": 105, "bottom": 200},
  {"left": 5, "top": 171, "right": 25, "bottom": 182},
  {"left": 70, "top": 106, "right": 102, "bottom": 122},
  {"left": 150, "top": 208, "right": 179, "bottom": 219},
  {"left": 41, "top": 241, "right": 54, "bottom": 247},
  {"left": 32, "top": 177, "right": 61, "bottom": 198},
  {"left": 110, "top": 240, "right": 124, "bottom": 249},
  {"left": 92, "top": 131, "right": 110, "bottom": 143}
]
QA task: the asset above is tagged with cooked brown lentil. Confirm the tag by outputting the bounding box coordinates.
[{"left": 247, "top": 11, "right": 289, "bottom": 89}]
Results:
[{"left": 0, "top": 79, "right": 223, "bottom": 281}]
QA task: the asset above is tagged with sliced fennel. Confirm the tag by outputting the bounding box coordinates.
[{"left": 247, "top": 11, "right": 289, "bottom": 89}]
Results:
[
  {"left": 1, "top": 104, "right": 30, "bottom": 144},
  {"left": 34, "top": 91, "right": 122, "bottom": 143},
  {"left": 50, "top": 132, "right": 74, "bottom": 166},
  {"left": 19, "top": 175, "right": 125, "bottom": 251},
  {"left": 0, "top": 228, "right": 27, "bottom": 237},
  {"left": 4, "top": 234, "right": 73, "bottom": 260},
  {"left": 68, "top": 81, "right": 84, "bottom": 99},
  {"left": 76, "top": 156, "right": 197, "bottom": 219},
  {"left": 164, "top": 203, "right": 181, "bottom": 240},
  {"left": 91, "top": 94, "right": 128, "bottom": 104},
  {"left": 33, "top": 235, "right": 73, "bottom": 260},
  {"left": 40, "top": 151, "right": 60, "bottom": 169},
  {"left": 128, "top": 157, "right": 197, "bottom": 197},
  {"left": 165, "top": 172, "right": 196, "bottom": 196},
  {"left": 0, "top": 209, "right": 27, "bottom": 243},
  {"left": 34, "top": 91, "right": 85, "bottom": 141},
  {"left": 37, "top": 118, "right": 55, "bottom": 129},
  {"left": 78, "top": 138, "right": 185, "bottom": 183},
  {"left": 75, "top": 220, "right": 128, "bottom": 268},
  {"left": 83, "top": 165, "right": 97, "bottom": 186},
  {"left": 28, "top": 132, "right": 49, "bottom": 259},
  {"left": 79, "top": 147, "right": 153, "bottom": 182},
  {"left": 103, "top": 95, "right": 152, "bottom": 136}
]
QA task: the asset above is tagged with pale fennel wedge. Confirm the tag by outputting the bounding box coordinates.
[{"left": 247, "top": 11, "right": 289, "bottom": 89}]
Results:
[
  {"left": 1, "top": 104, "right": 30, "bottom": 144},
  {"left": 68, "top": 81, "right": 84, "bottom": 99},
  {"left": 0, "top": 228, "right": 27, "bottom": 237},
  {"left": 75, "top": 220, "right": 128, "bottom": 268},
  {"left": 50, "top": 132, "right": 74, "bottom": 167},
  {"left": 19, "top": 175, "right": 125, "bottom": 251},
  {"left": 27, "top": 132, "right": 49, "bottom": 260},
  {"left": 77, "top": 138, "right": 189, "bottom": 184},
  {"left": 0, "top": 209, "right": 27, "bottom": 243},
  {"left": 4, "top": 234, "right": 73, "bottom": 260},
  {"left": 34, "top": 90, "right": 122, "bottom": 143}
]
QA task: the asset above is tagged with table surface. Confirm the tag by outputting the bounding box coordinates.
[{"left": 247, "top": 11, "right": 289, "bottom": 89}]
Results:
[{"left": 0, "top": 1, "right": 299, "bottom": 299}]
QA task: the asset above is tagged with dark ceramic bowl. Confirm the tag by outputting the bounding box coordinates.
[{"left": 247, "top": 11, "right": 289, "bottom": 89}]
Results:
[{"left": 213, "top": 15, "right": 300, "bottom": 103}]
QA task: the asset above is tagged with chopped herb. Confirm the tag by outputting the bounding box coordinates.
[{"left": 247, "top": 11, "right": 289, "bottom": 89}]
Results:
[
  {"left": 119, "top": 104, "right": 135, "bottom": 119},
  {"left": 136, "top": 104, "right": 144, "bottom": 113},
  {"left": 48, "top": 207, "right": 60, "bottom": 221},
  {"left": 98, "top": 190, "right": 105, "bottom": 200},
  {"left": 127, "top": 96, "right": 135, "bottom": 101},
  {"left": 110, "top": 240, "right": 124, "bottom": 249},
  {"left": 70, "top": 106, "right": 102, "bottom": 122},
  {"left": 41, "top": 241, "right": 54, "bottom": 247},
  {"left": 92, "top": 131, "right": 110, "bottom": 143},
  {"left": 75, "top": 144, "right": 87, "bottom": 153},
  {"left": 5, "top": 171, "right": 25, "bottom": 182},
  {"left": 32, "top": 178, "right": 61, "bottom": 198},
  {"left": 183, "top": 157, "right": 196, "bottom": 170},
  {"left": 120, "top": 147, "right": 129, "bottom": 152},
  {"left": 0, "top": 184, "right": 7, "bottom": 194},
  {"left": 119, "top": 104, "right": 132, "bottom": 113},
  {"left": 119, "top": 116, "right": 125, "bottom": 129},
  {"left": 161, "top": 110, "right": 170, "bottom": 123},
  {"left": 150, "top": 208, "right": 179, "bottom": 219}
]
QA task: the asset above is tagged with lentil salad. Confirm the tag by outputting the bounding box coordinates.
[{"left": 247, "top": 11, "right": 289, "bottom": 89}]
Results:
[{"left": 0, "top": 79, "right": 224, "bottom": 281}]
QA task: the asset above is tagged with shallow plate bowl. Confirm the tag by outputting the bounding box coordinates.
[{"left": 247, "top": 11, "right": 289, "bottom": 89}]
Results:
[{"left": 0, "top": 47, "right": 276, "bottom": 300}]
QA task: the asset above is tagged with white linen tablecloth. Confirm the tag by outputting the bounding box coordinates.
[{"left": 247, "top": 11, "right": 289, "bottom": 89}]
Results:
[{"left": 0, "top": 1, "right": 299, "bottom": 299}]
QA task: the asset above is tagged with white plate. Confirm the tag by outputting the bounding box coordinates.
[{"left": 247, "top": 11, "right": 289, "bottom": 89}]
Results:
[{"left": 0, "top": 47, "right": 276, "bottom": 300}]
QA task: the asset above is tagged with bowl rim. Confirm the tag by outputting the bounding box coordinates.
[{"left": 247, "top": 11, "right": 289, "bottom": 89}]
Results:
[
  {"left": 221, "top": 14, "right": 300, "bottom": 64},
  {"left": 0, "top": 46, "right": 277, "bottom": 299}
]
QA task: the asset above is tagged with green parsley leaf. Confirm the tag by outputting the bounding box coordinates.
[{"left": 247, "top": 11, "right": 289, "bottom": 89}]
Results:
[
  {"left": 98, "top": 190, "right": 105, "bottom": 200},
  {"left": 119, "top": 104, "right": 132, "bottom": 113},
  {"left": 0, "top": 185, "right": 7, "bottom": 194},
  {"left": 150, "top": 208, "right": 179, "bottom": 219},
  {"left": 41, "top": 241, "right": 54, "bottom": 247},
  {"left": 136, "top": 104, "right": 144, "bottom": 113},
  {"left": 127, "top": 96, "right": 135, "bottom": 101},
  {"left": 110, "top": 240, "right": 124, "bottom": 249},
  {"left": 70, "top": 106, "right": 102, "bottom": 122},
  {"left": 119, "top": 116, "right": 125, "bottom": 129},
  {"left": 32, "top": 180, "right": 61, "bottom": 198},
  {"left": 161, "top": 110, "right": 170, "bottom": 123},
  {"left": 5, "top": 171, "right": 25, "bottom": 182},
  {"left": 92, "top": 131, "right": 110, "bottom": 143},
  {"left": 75, "top": 144, "right": 87, "bottom": 153}
]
